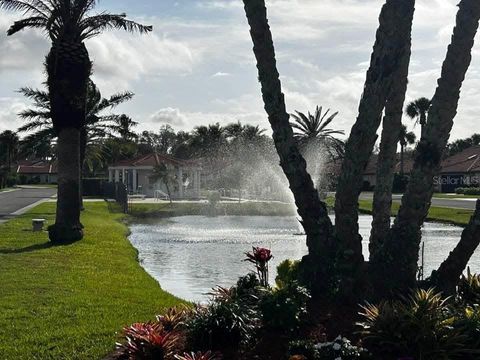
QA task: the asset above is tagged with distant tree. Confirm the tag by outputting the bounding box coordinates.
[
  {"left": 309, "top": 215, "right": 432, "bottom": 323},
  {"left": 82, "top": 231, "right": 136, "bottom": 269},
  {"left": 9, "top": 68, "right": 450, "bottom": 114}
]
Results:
[
  {"left": 290, "top": 106, "right": 345, "bottom": 159},
  {"left": 0, "top": 130, "right": 19, "bottom": 171},
  {"left": 149, "top": 163, "right": 174, "bottom": 204},
  {"left": 139, "top": 125, "right": 177, "bottom": 154},
  {"left": 398, "top": 124, "right": 416, "bottom": 175},
  {"left": 405, "top": 97, "right": 431, "bottom": 139},
  {"left": 446, "top": 133, "right": 480, "bottom": 156},
  {"left": 111, "top": 115, "right": 138, "bottom": 142}
]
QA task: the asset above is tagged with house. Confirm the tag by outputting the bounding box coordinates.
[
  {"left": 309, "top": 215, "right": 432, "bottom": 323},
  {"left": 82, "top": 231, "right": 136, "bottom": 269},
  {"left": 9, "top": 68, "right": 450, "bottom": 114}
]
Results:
[
  {"left": 362, "top": 153, "right": 415, "bottom": 188},
  {"left": 438, "top": 146, "right": 480, "bottom": 193},
  {"left": 16, "top": 160, "right": 57, "bottom": 184},
  {"left": 107, "top": 153, "right": 202, "bottom": 199}
]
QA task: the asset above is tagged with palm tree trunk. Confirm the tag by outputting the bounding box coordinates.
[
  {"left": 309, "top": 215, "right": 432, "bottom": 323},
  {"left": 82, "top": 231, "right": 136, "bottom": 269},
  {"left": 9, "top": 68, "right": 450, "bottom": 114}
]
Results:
[
  {"left": 420, "top": 113, "right": 427, "bottom": 139},
  {"left": 243, "top": 0, "right": 335, "bottom": 295},
  {"left": 334, "top": 0, "right": 415, "bottom": 294},
  {"left": 46, "top": 40, "right": 91, "bottom": 243},
  {"left": 400, "top": 145, "right": 405, "bottom": 175},
  {"left": 369, "top": 78, "right": 409, "bottom": 264},
  {"left": 431, "top": 200, "right": 480, "bottom": 294},
  {"left": 79, "top": 128, "right": 87, "bottom": 211},
  {"left": 380, "top": 0, "right": 480, "bottom": 294}
]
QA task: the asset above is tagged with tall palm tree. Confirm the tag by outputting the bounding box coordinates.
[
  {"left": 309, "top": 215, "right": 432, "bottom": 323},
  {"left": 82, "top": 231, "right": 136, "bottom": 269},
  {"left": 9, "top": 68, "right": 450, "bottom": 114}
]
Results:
[
  {"left": 17, "top": 81, "right": 134, "bottom": 173},
  {"left": 0, "top": 0, "right": 151, "bottom": 243},
  {"left": 290, "top": 106, "right": 345, "bottom": 159},
  {"left": 398, "top": 124, "right": 416, "bottom": 175},
  {"left": 0, "top": 130, "right": 19, "bottom": 170},
  {"left": 405, "top": 97, "right": 431, "bottom": 139}
]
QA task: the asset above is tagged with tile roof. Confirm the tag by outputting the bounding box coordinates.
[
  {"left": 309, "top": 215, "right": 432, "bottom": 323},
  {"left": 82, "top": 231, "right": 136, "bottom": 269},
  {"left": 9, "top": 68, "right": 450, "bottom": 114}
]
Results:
[
  {"left": 111, "top": 153, "right": 200, "bottom": 168},
  {"left": 16, "top": 160, "right": 56, "bottom": 174},
  {"left": 441, "top": 145, "right": 480, "bottom": 173}
]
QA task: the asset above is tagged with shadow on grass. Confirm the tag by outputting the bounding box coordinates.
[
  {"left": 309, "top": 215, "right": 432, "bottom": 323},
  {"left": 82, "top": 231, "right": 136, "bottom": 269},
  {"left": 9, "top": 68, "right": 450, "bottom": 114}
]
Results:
[{"left": 0, "top": 241, "right": 55, "bottom": 254}]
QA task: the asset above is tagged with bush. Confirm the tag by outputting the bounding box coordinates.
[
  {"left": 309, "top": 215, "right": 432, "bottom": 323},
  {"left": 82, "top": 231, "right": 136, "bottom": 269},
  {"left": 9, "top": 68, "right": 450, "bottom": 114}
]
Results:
[
  {"left": 6, "top": 173, "right": 17, "bottom": 187},
  {"left": 358, "top": 288, "right": 469, "bottom": 359},
  {"left": 174, "top": 351, "right": 220, "bottom": 360},
  {"left": 455, "top": 187, "right": 480, "bottom": 195},
  {"left": 260, "top": 281, "right": 310, "bottom": 333},
  {"left": 452, "top": 305, "right": 480, "bottom": 353}
]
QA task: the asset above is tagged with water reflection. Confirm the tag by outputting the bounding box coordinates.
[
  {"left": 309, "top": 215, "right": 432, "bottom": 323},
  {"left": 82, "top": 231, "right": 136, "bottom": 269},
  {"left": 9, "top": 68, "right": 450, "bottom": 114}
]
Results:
[{"left": 129, "top": 215, "right": 474, "bottom": 302}]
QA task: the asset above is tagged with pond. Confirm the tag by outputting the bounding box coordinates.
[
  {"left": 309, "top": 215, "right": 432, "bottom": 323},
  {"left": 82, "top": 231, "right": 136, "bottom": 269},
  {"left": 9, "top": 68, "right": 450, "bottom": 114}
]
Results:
[{"left": 128, "top": 215, "right": 478, "bottom": 302}]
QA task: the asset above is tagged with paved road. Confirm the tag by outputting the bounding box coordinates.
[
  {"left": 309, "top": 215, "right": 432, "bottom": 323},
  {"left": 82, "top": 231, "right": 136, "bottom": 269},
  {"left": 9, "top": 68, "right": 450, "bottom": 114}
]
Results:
[
  {"left": 359, "top": 193, "right": 478, "bottom": 210},
  {"left": 0, "top": 187, "right": 57, "bottom": 221}
]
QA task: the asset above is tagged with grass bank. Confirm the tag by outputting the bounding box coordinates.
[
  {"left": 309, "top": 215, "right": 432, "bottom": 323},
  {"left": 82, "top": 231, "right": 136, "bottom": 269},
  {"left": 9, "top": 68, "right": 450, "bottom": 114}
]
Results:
[
  {"left": 0, "top": 202, "right": 183, "bottom": 360},
  {"left": 129, "top": 201, "right": 296, "bottom": 219},
  {"left": 433, "top": 193, "right": 480, "bottom": 199}
]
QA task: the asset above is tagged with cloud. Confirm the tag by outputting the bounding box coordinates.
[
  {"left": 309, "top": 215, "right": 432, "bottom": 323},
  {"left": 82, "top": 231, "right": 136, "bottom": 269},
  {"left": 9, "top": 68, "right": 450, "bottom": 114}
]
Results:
[
  {"left": 0, "top": 97, "right": 27, "bottom": 133},
  {"left": 212, "top": 72, "right": 231, "bottom": 77},
  {"left": 149, "top": 107, "right": 187, "bottom": 127}
]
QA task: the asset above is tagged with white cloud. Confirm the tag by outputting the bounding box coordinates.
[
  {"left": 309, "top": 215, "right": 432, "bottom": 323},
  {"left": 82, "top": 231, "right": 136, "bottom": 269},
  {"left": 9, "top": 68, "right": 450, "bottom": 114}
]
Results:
[
  {"left": 149, "top": 107, "right": 187, "bottom": 127},
  {"left": 212, "top": 72, "right": 231, "bottom": 77},
  {"left": 0, "top": 97, "right": 27, "bottom": 133}
]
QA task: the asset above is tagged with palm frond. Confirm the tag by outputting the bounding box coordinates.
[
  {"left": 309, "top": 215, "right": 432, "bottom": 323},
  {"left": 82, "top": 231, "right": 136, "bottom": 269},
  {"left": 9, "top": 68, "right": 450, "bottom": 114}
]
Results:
[
  {"left": 7, "top": 16, "right": 48, "bottom": 35},
  {"left": 80, "top": 13, "right": 152, "bottom": 39},
  {"left": 0, "top": 0, "right": 49, "bottom": 18}
]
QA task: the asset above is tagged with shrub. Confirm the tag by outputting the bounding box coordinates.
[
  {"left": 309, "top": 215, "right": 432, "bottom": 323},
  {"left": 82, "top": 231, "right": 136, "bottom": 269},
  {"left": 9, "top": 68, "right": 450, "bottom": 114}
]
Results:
[
  {"left": 458, "top": 268, "right": 480, "bottom": 306},
  {"left": 260, "top": 281, "right": 310, "bottom": 332},
  {"left": 358, "top": 288, "right": 468, "bottom": 359},
  {"left": 456, "top": 187, "right": 480, "bottom": 195},
  {"left": 276, "top": 259, "right": 300, "bottom": 288},
  {"left": 157, "top": 306, "right": 191, "bottom": 332},
  {"left": 452, "top": 305, "right": 480, "bottom": 353},
  {"left": 117, "top": 322, "right": 178, "bottom": 360},
  {"left": 185, "top": 297, "right": 258, "bottom": 353}
]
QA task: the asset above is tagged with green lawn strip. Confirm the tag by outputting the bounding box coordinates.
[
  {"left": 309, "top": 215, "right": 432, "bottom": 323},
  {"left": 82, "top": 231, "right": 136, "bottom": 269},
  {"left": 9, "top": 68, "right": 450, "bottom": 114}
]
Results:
[
  {"left": 129, "top": 201, "right": 296, "bottom": 219},
  {"left": 433, "top": 193, "right": 480, "bottom": 199},
  {"left": 0, "top": 202, "right": 183, "bottom": 360},
  {"left": 357, "top": 199, "right": 473, "bottom": 226}
]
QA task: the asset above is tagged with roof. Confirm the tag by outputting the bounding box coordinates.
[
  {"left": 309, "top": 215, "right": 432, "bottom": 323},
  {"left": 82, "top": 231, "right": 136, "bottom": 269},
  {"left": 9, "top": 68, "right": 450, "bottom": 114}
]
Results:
[
  {"left": 441, "top": 146, "right": 480, "bottom": 174},
  {"left": 362, "top": 153, "right": 415, "bottom": 175},
  {"left": 111, "top": 153, "right": 200, "bottom": 168},
  {"left": 17, "top": 160, "right": 57, "bottom": 175}
]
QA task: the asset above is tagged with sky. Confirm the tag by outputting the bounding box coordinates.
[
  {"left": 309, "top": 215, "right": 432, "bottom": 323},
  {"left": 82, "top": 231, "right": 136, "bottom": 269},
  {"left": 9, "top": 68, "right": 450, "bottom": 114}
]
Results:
[{"left": 1, "top": 0, "right": 479, "bottom": 142}]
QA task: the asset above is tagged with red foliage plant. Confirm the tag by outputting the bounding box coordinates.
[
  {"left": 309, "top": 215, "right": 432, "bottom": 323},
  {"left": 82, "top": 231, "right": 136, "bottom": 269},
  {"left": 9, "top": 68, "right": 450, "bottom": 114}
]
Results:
[{"left": 244, "top": 247, "right": 273, "bottom": 287}]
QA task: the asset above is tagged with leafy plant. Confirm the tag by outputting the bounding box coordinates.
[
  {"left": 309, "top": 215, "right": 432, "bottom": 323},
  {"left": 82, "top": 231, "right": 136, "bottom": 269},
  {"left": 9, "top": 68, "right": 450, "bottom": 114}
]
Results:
[
  {"left": 157, "top": 306, "right": 191, "bottom": 332},
  {"left": 276, "top": 259, "right": 300, "bottom": 288},
  {"left": 458, "top": 268, "right": 480, "bottom": 305},
  {"left": 244, "top": 247, "right": 273, "bottom": 287},
  {"left": 260, "top": 281, "right": 310, "bottom": 332},
  {"left": 452, "top": 305, "right": 480, "bottom": 353},
  {"left": 174, "top": 351, "right": 221, "bottom": 360},
  {"left": 117, "top": 322, "right": 177, "bottom": 360},
  {"left": 358, "top": 288, "right": 468, "bottom": 359}
]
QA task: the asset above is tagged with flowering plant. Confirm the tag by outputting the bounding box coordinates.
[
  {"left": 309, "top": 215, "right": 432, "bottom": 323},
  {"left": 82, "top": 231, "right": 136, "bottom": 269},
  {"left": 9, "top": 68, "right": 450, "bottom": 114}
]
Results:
[{"left": 244, "top": 247, "right": 273, "bottom": 287}]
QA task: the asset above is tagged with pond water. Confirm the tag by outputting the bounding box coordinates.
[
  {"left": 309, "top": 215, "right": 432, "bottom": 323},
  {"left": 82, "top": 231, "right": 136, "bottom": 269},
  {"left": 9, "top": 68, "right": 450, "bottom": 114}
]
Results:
[{"left": 128, "top": 215, "right": 478, "bottom": 302}]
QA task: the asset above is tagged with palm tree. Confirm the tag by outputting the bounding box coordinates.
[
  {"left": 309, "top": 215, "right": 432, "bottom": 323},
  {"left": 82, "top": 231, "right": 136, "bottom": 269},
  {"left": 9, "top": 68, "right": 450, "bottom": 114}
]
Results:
[
  {"left": 0, "top": 0, "right": 152, "bottom": 243},
  {"left": 111, "top": 115, "right": 138, "bottom": 142},
  {"left": 398, "top": 124, "right": 416, "bottom": 175},
  {"left": 290, "top": 106, "right": 345, "bottom": 159},
  {"left": 149, "top": 163, "right": 174, "bottom": 204},
  {"left": 405, "top": 97, "right": 431, "bottom": 139},
  {"left": 17, "top": 81, "right": 134, "bottom": 173}
]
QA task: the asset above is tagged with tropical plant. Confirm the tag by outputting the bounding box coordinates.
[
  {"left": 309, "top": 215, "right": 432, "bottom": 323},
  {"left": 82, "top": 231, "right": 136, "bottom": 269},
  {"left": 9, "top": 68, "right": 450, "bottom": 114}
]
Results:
[
  {"left": 290, "top": 106, "right": 345, "bottom": 159},
  {"left": 399, "top": 124, "right": 416, "bottom": 175},
  {"left": 111, "top": 114, "right": 138, "bottom": 142},
  {"left": 156, "top": 306, "right": 191, "bottom": 332},
  {"left": 117, "top": 322, "right": 178, "bottom": 360},
  {"left": 244, "top": 247, "right": 273, "bottom": 287},
  {"left": 0, "top": 0, "right": 151, "bottom": 243},
  {"left": 260, "top": 281, "right": 310, "bottom": 332},
  {"left": 275, "top": 259, "right": 300, "bottom": 289},
  {"left": 358, "top": 288, "right": 469, "bottom": 359},
  {"left": 458, "top": 268, "right": 480, "bottom": 306},
  {"left": 406, "top": 97, "right": 431, "bottom": 139}
]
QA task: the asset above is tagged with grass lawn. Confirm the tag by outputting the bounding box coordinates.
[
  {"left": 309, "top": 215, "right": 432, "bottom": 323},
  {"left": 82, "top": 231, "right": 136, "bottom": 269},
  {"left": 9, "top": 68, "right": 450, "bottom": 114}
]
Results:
[
  {"left": 129, "top": 201, "right": 295, "bottom": 219},
  {"left": 0, "top": 202, "right": 183, "bottom": 360},
  {"left": 0, "top": 187, "right": 15, "bottom": 192},
  {"left": 357, "top": 199, "right": 473, "bottom": 226}
]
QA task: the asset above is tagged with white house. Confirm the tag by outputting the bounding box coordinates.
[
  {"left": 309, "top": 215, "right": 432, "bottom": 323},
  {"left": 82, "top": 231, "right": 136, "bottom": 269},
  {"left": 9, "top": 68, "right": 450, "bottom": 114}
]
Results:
[{"left": 108, "top": 153, "right": 202, "bottom": 199}]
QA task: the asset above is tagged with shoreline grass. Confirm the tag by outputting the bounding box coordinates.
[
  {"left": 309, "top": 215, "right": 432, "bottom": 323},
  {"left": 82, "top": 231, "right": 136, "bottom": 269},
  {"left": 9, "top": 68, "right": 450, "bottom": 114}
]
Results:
[
  {"left": 0, "top": 202, "right": 183, "bottom": 360},
  {"left": 128, "top": 201, "right": 296, "bottom": 219}
]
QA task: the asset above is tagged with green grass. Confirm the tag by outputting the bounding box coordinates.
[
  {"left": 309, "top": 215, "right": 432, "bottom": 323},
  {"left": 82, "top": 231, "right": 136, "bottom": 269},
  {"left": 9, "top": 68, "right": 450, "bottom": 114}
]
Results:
[
  {"left": 129, "top": 201, "right": 296, "bottom": 219},
  {"left": 0, "top": 187, "right": 15, "bottom": 192},
  {"left": 0, "top": 202, "right": 183, "bottom": 360},
  {"left": 357, "top": 199, "right": 473, "bottom": 226},
  {"left": 433, "top": 193, "right": 480, "bottom": 199}
]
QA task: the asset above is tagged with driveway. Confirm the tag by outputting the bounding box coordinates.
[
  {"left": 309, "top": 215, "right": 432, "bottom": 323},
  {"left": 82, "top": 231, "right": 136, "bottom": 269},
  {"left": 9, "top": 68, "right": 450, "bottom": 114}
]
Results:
[
  {"left": 0, "top": 187, "right": 57, "bottom": 222},
  {"left": 359, "top": 192, "right": 478, "bottom": 210}
]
